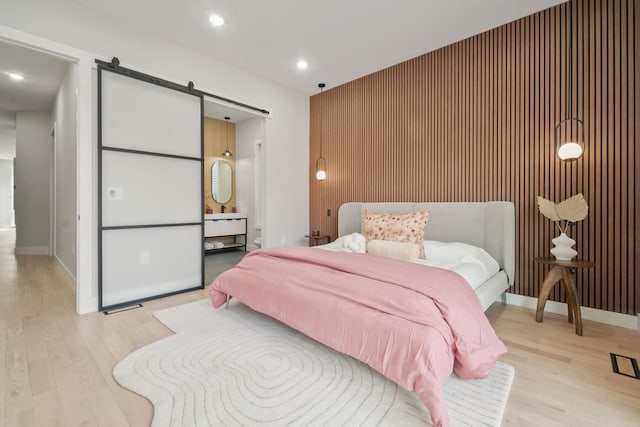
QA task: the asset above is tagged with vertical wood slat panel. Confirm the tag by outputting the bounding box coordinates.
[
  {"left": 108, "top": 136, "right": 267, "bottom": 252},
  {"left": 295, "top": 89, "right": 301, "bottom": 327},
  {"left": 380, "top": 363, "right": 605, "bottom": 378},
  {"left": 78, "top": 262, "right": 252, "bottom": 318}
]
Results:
[{"left": 309, "top": 0, "right": 638, "bottom": 315}]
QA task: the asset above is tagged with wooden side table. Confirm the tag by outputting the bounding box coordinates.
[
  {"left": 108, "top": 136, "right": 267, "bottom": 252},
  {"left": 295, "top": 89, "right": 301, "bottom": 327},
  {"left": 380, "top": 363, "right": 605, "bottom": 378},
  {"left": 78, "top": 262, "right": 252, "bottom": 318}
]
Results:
[
  {"left": 534, "top": 257, "right": 594, "bottom": 336},
  {"left": 304, "top": 235, "right": 330, "bottom": 247}
]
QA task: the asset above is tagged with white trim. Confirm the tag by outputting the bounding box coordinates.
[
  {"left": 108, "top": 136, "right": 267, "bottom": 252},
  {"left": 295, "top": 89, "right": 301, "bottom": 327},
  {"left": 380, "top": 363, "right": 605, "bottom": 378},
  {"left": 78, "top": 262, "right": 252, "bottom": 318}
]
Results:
[
  {"left": 15, "top": 246, "right": 49, "bottom": 255},
  {"left": 254, "top": 139, "right": 263, "bottom": 230},
  {"left": 0, "top": 24, "right": 98, "bottom": 314},
  {"left": 75, "top": 56, "right": 94, "bottom": 314},
  {"left": 203, "top": 96, "right": 271, "bottom": 120},
  {"left": 49, "top": 124, "right": 56, "bottom": 257},
  {"left": 55, "top": 254, "right": 76, "bottom": 281},
  {"left": 502, "top": 293, "right": 638, "bottom": 330}
]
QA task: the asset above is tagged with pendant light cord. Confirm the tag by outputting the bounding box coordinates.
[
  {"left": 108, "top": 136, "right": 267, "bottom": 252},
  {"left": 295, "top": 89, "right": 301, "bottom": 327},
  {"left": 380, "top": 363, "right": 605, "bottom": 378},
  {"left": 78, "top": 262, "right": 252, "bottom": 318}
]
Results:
[
  {"left": 319, "top": 83, "right": 324, "bottom": 159},
  {"left": 566, "top": 1, "right": 572, "bottom": 118}
]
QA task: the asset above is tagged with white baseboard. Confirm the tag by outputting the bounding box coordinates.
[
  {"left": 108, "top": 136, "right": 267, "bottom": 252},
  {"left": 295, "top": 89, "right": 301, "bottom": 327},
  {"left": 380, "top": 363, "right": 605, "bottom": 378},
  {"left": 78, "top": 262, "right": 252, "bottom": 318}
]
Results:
[
  {"left": 14, "top": 246, "right": 49, "bottom": 255},
  {"left": 77, "top": 296, "right": 98, "bottom": 315},
  {"left": 55, "top": 255, "right": 77, "bottom": 282},
  {"left": 502, "top": 293, "right": 638, "bottom": 330}
]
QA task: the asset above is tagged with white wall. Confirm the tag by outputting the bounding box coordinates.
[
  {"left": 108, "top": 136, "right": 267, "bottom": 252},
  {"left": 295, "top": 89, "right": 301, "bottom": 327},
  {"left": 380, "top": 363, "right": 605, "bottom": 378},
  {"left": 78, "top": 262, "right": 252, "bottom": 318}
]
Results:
[
  {"left": 0, "top": 159, "right": 13, "bottom": 227},
  {"left": 0, "top": 112, "right": 16, "bottom": 159},
  {"left": 1, "top": 0, "right": 310, "bottom": 312},
  {"left": 15, "top": 112, "right": 50, "bottom": 254},
  {"left": 0, "top": 113, "right": 16, "bottom": 228},
  {"left": 51, "top": 62, "right": 77, "bottom": 277},
  {"left": 235, "top": 117, "right": 265, "bottom": 250}
]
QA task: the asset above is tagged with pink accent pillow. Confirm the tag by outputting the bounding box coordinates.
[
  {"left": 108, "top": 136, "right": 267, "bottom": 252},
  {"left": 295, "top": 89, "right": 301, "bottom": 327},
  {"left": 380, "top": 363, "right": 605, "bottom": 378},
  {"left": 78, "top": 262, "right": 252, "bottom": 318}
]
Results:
[{"left": 361, "top": 210, "right": 430, "bottom": 259}]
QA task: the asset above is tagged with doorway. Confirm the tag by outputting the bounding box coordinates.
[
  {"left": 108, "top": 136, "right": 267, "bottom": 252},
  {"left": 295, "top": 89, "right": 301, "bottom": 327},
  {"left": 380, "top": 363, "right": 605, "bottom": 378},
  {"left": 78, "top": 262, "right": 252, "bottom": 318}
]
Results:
[
  {"left": 202, "top": 100, "right": 267, "bottom": 243},
  {"left": 0, "top": 40, "right": 77, "bottom": 278}
]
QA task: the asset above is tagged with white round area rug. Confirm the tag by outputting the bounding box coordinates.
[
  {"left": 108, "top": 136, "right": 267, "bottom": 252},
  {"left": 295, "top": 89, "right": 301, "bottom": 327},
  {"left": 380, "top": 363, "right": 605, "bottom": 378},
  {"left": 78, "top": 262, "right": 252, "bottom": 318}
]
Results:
[{"left": 113, "top": 300, "right": 514, "bottom": 426}]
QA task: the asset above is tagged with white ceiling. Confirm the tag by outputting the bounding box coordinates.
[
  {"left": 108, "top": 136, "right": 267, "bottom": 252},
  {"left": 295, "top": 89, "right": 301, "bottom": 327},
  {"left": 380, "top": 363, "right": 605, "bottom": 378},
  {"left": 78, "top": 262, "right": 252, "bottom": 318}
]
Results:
[
  {"left": 203, "top": 98, "right": 264, "bottom": 123},
  {"left": 0, "top": 41, "right": 70, "bottom": 114},
  {"left": 0, "top": 0, "right": 565, "bottom": 128},
  {"left": 72, "top": 0, "right": 564, "bottom": 94},
  {"left": 0, "top": 42, "right": 70, "bottom": 159}
]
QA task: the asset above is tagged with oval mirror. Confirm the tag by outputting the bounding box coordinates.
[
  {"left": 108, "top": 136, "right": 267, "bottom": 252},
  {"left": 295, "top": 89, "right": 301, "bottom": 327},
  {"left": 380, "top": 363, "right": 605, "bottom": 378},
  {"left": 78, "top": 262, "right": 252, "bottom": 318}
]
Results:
[{"left": 211, "top": 160, "right": 232, "bottom": 204}]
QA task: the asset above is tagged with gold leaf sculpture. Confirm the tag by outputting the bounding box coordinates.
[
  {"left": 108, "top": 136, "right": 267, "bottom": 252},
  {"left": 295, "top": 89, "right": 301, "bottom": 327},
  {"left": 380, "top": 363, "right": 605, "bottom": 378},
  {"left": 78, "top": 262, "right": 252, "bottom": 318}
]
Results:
[{"left": 537, "top": 193, "right": 589, "bottom": 233}]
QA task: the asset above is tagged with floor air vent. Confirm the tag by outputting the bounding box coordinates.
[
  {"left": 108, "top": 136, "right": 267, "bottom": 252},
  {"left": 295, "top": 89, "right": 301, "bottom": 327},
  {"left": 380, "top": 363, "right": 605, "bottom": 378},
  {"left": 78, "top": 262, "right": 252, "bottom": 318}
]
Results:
[{"left": 610, "top": 353, "right": 640, "bottom": 380}]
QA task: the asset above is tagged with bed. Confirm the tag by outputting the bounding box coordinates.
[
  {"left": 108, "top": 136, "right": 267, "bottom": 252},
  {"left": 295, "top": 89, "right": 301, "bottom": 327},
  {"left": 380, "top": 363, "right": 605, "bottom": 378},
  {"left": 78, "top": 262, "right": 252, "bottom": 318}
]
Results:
[
  {"left": 336, "top": 201, "right": 515, "bottom": 310},
  {"left": 209, "top": 201, "right": 514, "bottom": 427}
]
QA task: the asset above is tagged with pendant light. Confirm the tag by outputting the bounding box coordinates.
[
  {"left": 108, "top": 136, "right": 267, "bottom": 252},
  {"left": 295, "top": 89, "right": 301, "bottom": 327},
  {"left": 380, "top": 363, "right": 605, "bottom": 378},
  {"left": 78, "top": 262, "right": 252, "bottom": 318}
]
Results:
[
  {"left": 315, "top": 83, "right": 327, "bottom": 181},
  {"left": 222, "top": 116, "right": 233, "bottom": 157},
  {"left": 554, "top": 1, "right": 584, "bottom": 161}
]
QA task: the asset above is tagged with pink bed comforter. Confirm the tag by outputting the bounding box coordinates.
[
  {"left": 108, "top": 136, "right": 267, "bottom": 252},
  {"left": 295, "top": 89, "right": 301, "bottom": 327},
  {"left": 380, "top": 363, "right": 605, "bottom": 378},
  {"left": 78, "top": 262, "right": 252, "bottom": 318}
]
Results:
[{"left": 209, "top": 247, "right": 507, "bottom": 427}]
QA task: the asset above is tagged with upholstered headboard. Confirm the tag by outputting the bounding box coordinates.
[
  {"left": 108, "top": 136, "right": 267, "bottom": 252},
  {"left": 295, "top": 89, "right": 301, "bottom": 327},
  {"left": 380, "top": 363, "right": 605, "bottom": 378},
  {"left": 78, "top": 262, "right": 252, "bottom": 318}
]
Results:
[{"left": 338, "top": 201, "right": 515, "bottom": 285}]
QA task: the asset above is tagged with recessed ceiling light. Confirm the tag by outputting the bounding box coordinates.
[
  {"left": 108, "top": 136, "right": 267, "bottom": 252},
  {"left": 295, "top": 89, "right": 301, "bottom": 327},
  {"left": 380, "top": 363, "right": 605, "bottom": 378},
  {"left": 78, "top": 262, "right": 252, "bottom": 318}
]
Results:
[
  {"left": 209, "top": 15, "right": 225, "bottom": 27},
  {"left": 7, "top": 72, "right": 24, "bottom": 81},
  {"left": 296, "top": 60, "right": 309, "bottom": 70}
]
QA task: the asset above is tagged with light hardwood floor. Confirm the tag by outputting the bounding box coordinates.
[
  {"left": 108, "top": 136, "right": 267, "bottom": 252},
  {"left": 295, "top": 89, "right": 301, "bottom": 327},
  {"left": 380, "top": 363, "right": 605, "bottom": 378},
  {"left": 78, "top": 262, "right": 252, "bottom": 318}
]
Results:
[{"left": 1, "top": 228, "right": 639, "bottom": 426}]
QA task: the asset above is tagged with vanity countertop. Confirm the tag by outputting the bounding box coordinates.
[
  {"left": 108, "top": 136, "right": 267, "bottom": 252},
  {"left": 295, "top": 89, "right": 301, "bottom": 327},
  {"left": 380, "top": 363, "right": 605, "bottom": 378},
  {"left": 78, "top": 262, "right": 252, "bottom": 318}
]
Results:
[{"left": 205, "top": 213, "right": 247, "bottom": 220}]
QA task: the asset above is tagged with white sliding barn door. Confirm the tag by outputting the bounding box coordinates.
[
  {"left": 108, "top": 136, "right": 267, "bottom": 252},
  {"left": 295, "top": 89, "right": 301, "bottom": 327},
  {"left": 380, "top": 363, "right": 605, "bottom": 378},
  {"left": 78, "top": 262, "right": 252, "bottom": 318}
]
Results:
[{"left": 98, "top": 64, "right": 203, "bottom": 311}]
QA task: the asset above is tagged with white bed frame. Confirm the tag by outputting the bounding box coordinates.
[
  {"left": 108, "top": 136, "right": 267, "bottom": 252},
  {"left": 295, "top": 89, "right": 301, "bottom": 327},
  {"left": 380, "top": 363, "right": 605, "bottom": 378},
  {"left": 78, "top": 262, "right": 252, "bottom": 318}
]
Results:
[{"left": 337, "top": 201, "right": 515, "bottom": 311}]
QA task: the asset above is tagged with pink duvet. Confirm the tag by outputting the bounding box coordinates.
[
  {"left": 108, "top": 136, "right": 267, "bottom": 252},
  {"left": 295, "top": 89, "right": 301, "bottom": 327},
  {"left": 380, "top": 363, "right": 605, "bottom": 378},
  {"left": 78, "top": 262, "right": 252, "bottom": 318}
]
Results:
[{"left": 209, "top": 247, "right": 507, "bottom": 427}]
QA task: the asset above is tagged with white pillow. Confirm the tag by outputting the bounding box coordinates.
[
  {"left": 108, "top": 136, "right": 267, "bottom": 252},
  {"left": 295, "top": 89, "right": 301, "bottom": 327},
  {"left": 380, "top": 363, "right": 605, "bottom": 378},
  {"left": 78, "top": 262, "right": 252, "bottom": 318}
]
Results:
[
  {"left": 315, "top": 233, "right": 367, "bottom": 253},
  {"left": 417, "top": 240, "right": 500, "bottom": 289}
]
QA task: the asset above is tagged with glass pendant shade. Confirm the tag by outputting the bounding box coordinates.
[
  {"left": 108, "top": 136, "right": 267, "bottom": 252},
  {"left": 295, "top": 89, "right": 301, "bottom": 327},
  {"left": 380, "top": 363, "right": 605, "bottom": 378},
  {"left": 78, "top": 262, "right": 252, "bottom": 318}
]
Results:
[
  {"left": 557, "top": 142, "right": 583, "bottom": 161},
  {"left": 554, "top": 117, "right": 584, "bottom": 161},
  {"left": 315, "top": 157, "right": 326, "bottom": 181}
]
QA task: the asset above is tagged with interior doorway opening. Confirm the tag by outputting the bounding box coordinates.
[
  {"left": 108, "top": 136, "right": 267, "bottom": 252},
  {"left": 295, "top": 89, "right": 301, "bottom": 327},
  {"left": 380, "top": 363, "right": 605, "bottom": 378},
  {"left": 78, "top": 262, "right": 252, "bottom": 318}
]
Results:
[
  {"left": 202, "top": 97, "right": 267, "bottom": 259},
  {"left": 0, "top": 38, "right": 78, "bottom": 283}
]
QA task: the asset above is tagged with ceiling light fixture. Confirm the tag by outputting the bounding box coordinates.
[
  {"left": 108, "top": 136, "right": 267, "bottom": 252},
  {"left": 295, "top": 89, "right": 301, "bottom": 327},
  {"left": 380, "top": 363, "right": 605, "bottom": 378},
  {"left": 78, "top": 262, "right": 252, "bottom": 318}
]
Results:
[
  {"left": 209, "top": 15, "right": 225, "bottom": 27},
  {"left": 296, "top": 60, "right": 309, "bottom": 70},
  {"left": 315, "top": 83, "right": 327, "bottom": 181},
  {"left": 222, "top": 117, "right": 233, "bottom": 157},
  {"left": 7, "top": 72, "right": 24, "bottom": 81}
]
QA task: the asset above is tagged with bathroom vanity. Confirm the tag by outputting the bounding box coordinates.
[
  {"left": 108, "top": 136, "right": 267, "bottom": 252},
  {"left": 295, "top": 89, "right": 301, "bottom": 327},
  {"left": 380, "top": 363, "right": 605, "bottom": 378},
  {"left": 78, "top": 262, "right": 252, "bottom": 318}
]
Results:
[{"left": 204, "top": 213, "right": 247, "bottom": 253}]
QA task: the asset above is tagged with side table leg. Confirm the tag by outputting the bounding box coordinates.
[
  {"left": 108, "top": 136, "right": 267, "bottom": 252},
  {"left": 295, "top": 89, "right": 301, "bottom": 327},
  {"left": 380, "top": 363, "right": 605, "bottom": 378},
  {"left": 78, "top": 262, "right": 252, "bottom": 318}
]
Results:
[
  {"left": 561, "top": 268, "right": 583, "bottom": 336},
  {"left": 536, "top": 266, "right": 563, "bottom": 322}
]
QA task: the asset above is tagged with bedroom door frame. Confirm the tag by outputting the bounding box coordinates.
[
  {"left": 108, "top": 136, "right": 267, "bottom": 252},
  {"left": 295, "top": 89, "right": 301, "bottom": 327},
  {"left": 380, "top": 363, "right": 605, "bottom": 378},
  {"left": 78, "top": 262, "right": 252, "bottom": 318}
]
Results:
[
  {"left": 0, "top": 25, "right": 95, "bottom": 313},
  {"left": 49, "top": 123, "right": 56, "bottom": 257}
]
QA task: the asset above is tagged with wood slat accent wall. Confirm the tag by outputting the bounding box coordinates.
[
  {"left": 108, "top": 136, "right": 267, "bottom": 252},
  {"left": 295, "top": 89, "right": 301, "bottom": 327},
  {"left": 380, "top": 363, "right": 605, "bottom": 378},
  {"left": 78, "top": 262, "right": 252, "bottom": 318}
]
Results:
[{"left": 309, "top": 0, "right": 638, "bottom": 315}]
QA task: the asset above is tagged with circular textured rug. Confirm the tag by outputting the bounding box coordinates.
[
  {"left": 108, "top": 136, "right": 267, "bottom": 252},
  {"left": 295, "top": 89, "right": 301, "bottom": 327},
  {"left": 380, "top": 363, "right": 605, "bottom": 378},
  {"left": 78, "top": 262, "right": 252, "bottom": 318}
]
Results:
[{"left": 113, "top": 300, "right": 514, "bottom": 426}]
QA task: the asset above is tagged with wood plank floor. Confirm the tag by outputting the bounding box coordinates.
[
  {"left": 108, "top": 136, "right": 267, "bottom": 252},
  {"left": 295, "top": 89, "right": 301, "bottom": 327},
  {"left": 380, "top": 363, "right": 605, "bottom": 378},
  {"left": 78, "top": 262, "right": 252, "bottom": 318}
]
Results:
[{"left": 1, "top": 228, "right": 639, "bottom": 426}]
